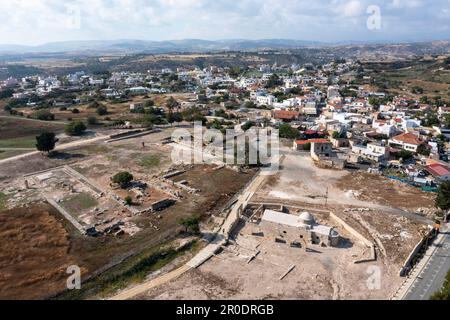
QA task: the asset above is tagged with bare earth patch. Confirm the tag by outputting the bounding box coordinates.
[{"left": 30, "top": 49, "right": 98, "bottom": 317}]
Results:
[{"left": 0, "top": 203, "right": 81, "bottom": 299}]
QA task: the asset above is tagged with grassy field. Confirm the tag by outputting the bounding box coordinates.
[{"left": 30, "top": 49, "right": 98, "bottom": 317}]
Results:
[
  {"left": 0, "top": 117, "right": 65, "bottom": 140},
  {"left": 0, "top": 136, "right": 36, "bottom": 149},
  {"left": 137, "top": 155, "right": 161, "bottom": 168}
]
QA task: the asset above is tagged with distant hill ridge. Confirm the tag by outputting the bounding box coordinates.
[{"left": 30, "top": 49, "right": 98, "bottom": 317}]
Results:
[{"left": 0, "top": 39, "right": 448, "bottom": 55}]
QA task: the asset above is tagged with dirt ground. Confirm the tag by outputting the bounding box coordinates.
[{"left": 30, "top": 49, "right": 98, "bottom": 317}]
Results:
[
  {"left": 0, "top": 203, "right": 81, "bottom": 299},
  {"left": 136, "top": 218, "right": 402, "bottom": 300},
  {"left": 0, "top": 128, "right": 255, "bottom": 299},
  {"left": 335, "top": 172, "right": 436, "bottom": 213},
  {"left": 255, "top": 151, "right": 436, "bottom": 217},
  {"left": 130, "top": 148, "right": 429, "bottom": 301}
]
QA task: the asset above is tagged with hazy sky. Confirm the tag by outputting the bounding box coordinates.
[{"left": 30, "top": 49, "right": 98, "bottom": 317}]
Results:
[{"left": 0, "top": 0, "right": 449, "bottom": 45}]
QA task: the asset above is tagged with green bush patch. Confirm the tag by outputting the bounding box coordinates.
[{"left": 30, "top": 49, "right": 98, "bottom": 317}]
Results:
[{"left": 137, "top": 155, "right": 161, "bottom": 168}]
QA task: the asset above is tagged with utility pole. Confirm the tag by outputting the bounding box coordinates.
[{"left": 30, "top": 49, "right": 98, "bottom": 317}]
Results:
[{"left": 325, "top": 187, "right": 329, "bottom": 207}]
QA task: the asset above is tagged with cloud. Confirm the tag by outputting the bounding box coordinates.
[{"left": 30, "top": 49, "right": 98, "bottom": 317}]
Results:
[{"left": 0, "top": 0, "right": 448, "bottom": 45}]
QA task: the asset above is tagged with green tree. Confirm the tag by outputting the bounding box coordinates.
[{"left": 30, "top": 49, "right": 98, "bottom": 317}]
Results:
[
  {"left": 443, "top": 114, "right": 450, "bottom": 129},
  {"left": 368, "top": 96, "right": 381, "bottom": 109},
  {"left": 265, "top": 74, "right": 282, "bottom": 88},
  {"left": 332, "top": 131, "right": 341, "bottom": 139},
  {"left": 166, "top": 96, "right": 179, "bottom": 112},
  {"left": 242, "top": 121, "right": 255, "bottom": 132},
  {"left": 417, "top": 144, "right": 431, "bottom": 156},
  {"left": 111, "top": 172, "right": 134, "bottom": 189},
  {"left": 65, "top": 121, "right": 87, "bottom": 136},
  {"left": 396, "top": 149, "right": 413, "bottom": 161},
  {"left": 279, "top": 124, "right": 299, "bottom": 139},
  {"left": 167, "top": 112, "right": 183, "bottom": 125},
  {"left": 243, "top": 101, "right": 257, "bottom": 109},
  {"left": 179, "top": 215, "right": 200, "bottom": 234},
  {"left": 97, "top": 106, "right": 108, "bottom": 116},
  {"left": 228, "top": 67, "right": 242, "bottom": 78},
  {"left": 36, "top": 132, "right": 58, "bottom": 155},
  {"left": 87, "top": 116, "right": 98, "bottom": 125},
  {"left": 33, "top": 109, "right": 55, "bottom": 121},
  {"left": 88, "top": 101, "right": 100, "bottom": 109},
  {"left": 124, "top": 196, "right": 133, "bottom": 206},
  {"left": 182, "top": 106, "right": 206, "bottom": 124},
  {"left": 436, "top": 182, "right": 450, "bottom": 211},
  {"left": 420, "top": 96, "right": 429, "bottom": 104},
  {"left": 445, "top": 57, "right": 450, "bottom": 65},
  {"left": 0, "top": 88, "right": 14, "bottom": 99},
  {"left": 145, "top": 100, "right": 155, "bottom": 108}
]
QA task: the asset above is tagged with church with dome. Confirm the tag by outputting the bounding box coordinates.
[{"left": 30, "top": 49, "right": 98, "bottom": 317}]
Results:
[{"left": 260, "top": 210, "right": 341, "bottom": 247}]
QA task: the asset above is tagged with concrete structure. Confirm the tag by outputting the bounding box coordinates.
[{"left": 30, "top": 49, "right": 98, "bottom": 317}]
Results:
[
  {"left": 260, "top": 210, "right": 340, "bottom": 247},
  {"left": 352, "top": 143, "right": 389, "bottom": 163},
  {"left": 256, "top": 94, "right": 276, "bottom": 106},
  {"left": 311, "top": 140, "right": 333, "bottom": 161}
]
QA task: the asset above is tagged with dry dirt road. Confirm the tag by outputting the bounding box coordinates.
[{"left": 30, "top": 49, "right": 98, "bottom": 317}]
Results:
[{"left": 110, "top": 265, "right": 192, "bottom": 301}]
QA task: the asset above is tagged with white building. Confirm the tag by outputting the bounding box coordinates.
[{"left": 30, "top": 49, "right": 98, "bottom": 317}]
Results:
[
  {"left": 372, "top": 120, "right": 398, "bottom": 137},
  {"left": 352, "top": 143, "right": 389, "bottom": 163},
  {"left": 89, "top": 78, "right": 105, "bottom": 86},
  {"left": 388, "top": 133, "right": 424, "bottom": 153},
  {"left": 261, "top": 210, "right": 340, "bottom": 247},
  {"left": 129, "top": 86, "right": 150, "bottom": 95},
  {"left": 256, "top": 94, "right": 277, "bottom": 106}
]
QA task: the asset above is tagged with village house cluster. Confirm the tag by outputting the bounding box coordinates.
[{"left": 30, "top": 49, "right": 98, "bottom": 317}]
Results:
[{"left": 2, "top": 57, "right": 450, "bottom": 191}]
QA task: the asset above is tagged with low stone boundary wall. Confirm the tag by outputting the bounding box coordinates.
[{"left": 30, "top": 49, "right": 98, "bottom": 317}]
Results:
[
  {"left": 329, "top": 212, "right": 376, "bottom": 263},
  {"left": 399, "top": 228, "right": 435, "bottom": 277}
]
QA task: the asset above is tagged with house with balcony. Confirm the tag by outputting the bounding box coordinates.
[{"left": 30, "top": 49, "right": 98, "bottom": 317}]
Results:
[{"left": 388, "top": 133, "right": 425, "bottom": 153}]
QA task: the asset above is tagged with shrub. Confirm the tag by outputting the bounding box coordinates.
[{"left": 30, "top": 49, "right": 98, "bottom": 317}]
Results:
[
  {"left": 87, "top": 116, "right": 98, "bottom": 125},
  {"left": 65, "top": 121, "right": 87, "bottom": 136},
  {"left": 279, "top": 124, "right": 299, "bottom": 139},
  {"left": 88, "top": 101, "right": 100, "bottom": 109},
  {"left": 124, "top": 196, "right": 133, "bottom": 206},
  {"left": 178, "top": 215, "right": 200, "bottom": 234},
  {"left": 111, "top": 172, "right": 133, "bottom": 189},
  {"left": 97, "top": 106, "right": 108, "bottom": 116},
  {"left": 33, "top": 109, "right": 55, "bottom": 121}
]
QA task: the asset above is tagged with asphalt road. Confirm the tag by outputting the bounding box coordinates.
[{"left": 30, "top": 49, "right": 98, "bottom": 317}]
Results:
[{"left": 404, "top": 229, "right": 450, "bottom": 300}]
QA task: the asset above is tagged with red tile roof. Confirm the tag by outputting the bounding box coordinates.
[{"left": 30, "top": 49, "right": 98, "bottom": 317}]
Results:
[
  {"left": 295, "top": 139, "right": 329, "bottom": 145},
  {"left": 273, "top": 110, "right": 300, "bottom": 120},
  {"left": 426, "top": 163, "right": 450, "bottom": 177},
  {"left": 391, "top": 133, "right": 423, "bottom": 146}
]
